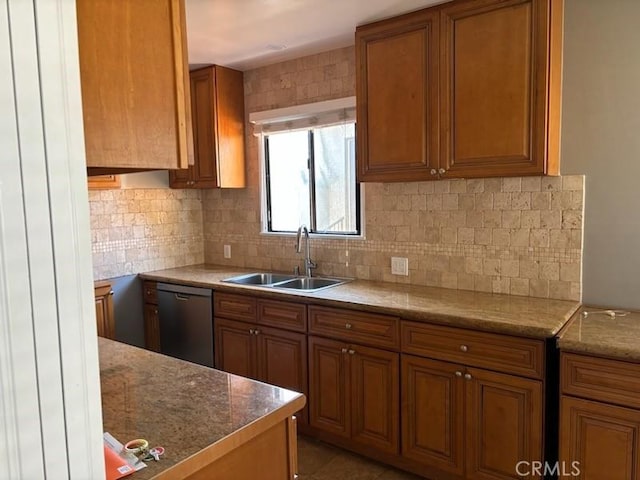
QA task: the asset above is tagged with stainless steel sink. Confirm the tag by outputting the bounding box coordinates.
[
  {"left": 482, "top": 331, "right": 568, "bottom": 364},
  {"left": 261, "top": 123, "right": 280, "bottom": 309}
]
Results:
[
  {"left": 222, "top": 272, "right": 297, "bottom": 286},
  {"left": 222, "top": 272, "right": 350, "bottom": 291},
  {"left": 272, "top": 277, "right": 348, "bottom": 291}
]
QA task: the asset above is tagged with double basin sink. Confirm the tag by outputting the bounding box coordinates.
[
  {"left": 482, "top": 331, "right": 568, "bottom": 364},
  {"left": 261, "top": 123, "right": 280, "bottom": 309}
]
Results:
[{"left": 222, "top": 272, "right": 350, "bottom": 292}]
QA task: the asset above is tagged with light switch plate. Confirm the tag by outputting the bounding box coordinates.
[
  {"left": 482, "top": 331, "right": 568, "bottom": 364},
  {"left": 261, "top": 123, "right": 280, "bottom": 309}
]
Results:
[
  {"left": 223, "top": 245, "right": 231, "bottom": 259},
  {"left": 391, "top": 257, "right": 408, "bottom": 276}
]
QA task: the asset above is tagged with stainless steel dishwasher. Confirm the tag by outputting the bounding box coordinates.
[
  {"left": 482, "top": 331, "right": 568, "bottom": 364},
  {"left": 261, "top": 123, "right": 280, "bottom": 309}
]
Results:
[{"left": 156, "top": 283, "right": 214, "bottom": 367}]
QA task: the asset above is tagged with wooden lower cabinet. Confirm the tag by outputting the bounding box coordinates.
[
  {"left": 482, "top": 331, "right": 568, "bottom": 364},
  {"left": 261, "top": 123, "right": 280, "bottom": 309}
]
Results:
[
  {"left": 309, "top": 336, "right": 399, "bottom": 454},
  {"left": 466, "top": 368, "right": 543, "bottom": 480},
  {"left": 142, "top": 281, "right": 160, "bottom": 352},
  {"left": 94, "top": 280, "right": 115, "bottom": 339},
  {"left": 215, "top": 317, "right": 308, "bottom": 422},
  {"left": 402, "top": 355, "right": 465, "bottom": 476},
  {"left": 560, "top": 396, "right": 640, "bottom": 480},
  {"left": 258, "top": 327, "right": 308, "bottom": 399},
  {"left": 402, "top": 354, "right": 543, "bottom": 480},
  {"left": 309, "top": 336, "right": 350, "bottom": 437},
  {"left": 559, "top": 351, "right": 640, "bottom": 480},
  {"left": 215, "top": 317, "right": 256, "bottom": 378}
]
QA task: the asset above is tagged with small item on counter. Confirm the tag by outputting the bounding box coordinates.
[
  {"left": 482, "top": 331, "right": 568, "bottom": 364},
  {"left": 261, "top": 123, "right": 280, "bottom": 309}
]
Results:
[
  {"left": 124, "top": 438, "right": 150, "bottom": 460},
  {"left": 582, "top": 309, "right": 630, "bottom": 319},
  {"left": 104, "top": 432, "right": 146, "bottom": 480},
  {"left": 144, "top": 446, "right": 165, "bottom": 462}
]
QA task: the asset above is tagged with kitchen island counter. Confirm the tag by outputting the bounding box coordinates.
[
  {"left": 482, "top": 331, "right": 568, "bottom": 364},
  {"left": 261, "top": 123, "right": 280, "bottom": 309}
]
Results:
[{"left": 99, "top": 338, "right": 305, "bottom": 480}]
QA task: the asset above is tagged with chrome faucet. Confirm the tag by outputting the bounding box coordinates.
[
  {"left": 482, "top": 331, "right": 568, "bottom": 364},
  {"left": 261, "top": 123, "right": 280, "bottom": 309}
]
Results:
[{"left": 296, "top": 225, "right": 316, "bottom": 277}]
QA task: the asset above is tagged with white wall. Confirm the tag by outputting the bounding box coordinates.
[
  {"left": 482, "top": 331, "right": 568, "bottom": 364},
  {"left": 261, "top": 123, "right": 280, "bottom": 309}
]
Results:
[
  {"left": 0, "top": 0, "right": 104, "bottom": 478},
  {"left": 561, "top": 0, "right": 640, "bottom": 309}
]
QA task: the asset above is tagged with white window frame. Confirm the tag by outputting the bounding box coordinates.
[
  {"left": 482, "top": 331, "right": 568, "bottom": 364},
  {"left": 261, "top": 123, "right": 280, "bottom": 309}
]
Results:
[{"left": 250, "top": 97, "right": 365, "bottom": 240}]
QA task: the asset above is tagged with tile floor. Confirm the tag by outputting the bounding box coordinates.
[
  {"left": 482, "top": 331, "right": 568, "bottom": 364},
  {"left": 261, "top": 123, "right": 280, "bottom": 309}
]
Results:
[{"left": 297, "top": 436, "right": 423, "bottom": 480}]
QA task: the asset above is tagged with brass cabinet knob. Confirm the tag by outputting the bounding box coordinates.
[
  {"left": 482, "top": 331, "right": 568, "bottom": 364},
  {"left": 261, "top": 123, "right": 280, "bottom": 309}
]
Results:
[
  {"left": 430, "top": 169, "right": 437, "bottom": 175},
  {"left": 249, "top": 328, "right": 255, "bottom": 334},
  {"left": 341, "top": 348, "right": 348, "bottom": 354},
  {"left": 455, "top": 371, "right": 462, "bottom": 377},
  {"left": 254, "top": 329, "right": 260, "bottom": 335},
  {"left": 460, "top": 345, "right": 468, "bottom": 352},
  {"left": 348, "top": 349, "right": 355, "bottom": 355},
  {"left": 345, "top": 323, "right": 352, "bottom": 329},
  {"left": 464, "top": 373, "right": 472, "bottom": 380},
  {"left": 438, "top": 168, "right": 446, "bottom": 175}
]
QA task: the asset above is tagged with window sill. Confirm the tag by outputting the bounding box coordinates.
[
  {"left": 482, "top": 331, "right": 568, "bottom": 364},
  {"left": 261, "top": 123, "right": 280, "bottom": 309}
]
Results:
[{"left": 259, "top": 231, "right": 366, "bottom": 241}]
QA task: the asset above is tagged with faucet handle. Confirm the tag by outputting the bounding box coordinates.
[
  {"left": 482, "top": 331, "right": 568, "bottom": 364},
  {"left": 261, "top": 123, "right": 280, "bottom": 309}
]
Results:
[{"left": 293, "top": 265, "right": 300, "bottom": 276}]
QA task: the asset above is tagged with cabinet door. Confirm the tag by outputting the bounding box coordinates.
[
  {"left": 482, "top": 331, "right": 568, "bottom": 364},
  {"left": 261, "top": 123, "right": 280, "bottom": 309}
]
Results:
[
  {"left": 143, "top": 303, "right": 160, "bottom": 352},
  {"left": 214, "top": 318, "right": 256, "bottom": 379},
  {"left": 440, "top": 0, "right": 559, "bottom": 178},
  {"left": 169, "top": 167, "right": 193, "bottom": 188},
  {"left": 401, "top": 355, "right": 464, "bottom": 476},
  {"left": 94, "top": 282, "right": 115, "bottom": 339},
  {"left": 88, "top": 175, "right": 120, "bottom": 190},
  {"left": 76, "top": 0, "right": 192, "bottom": 169},
  {"left": 560, "top": 396, "right": 640, "bottom": 480},
  {"left": 465, "top": 367, "right": 543, "bottom": 480},
  {"left": 356, "top": 10, "right": 439, "bottom": 182},
  {"left": 189, "top": 67, "right": 219, "bottom": 188},
  {"left": 256, "top": 326, "right": 308, "bottom": 423},
  {"left": 350, "top": 344, "right": 399, "bottom": 454},
  {"left": 308, "top": 336, "right": 350, "bottom": 438}
]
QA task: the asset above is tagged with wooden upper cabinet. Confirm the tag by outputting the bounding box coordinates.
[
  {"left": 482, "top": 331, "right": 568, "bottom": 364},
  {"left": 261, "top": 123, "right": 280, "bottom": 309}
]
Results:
[
  {"left": 356, "top": 9, "right": 439, "bottom": 182},
  {"left": 440, "top": 0, "right": 561, "bottom": 178},
  {"left": 170, "top": 66, "right": 246, "bottom": 189},
  {"left": 87, "top": 175, "right": 120, "bottom": 190},
  {"left": 77, "top": 0, "right": 193, "bottom": 170},
  {"left": 355, "top": 0, "right": 562, "bottom": 182}
]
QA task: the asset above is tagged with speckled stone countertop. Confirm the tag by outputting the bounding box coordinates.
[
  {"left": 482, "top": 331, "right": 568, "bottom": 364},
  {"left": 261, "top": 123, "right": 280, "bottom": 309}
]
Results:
[
  {"left": 140, "top": 264, "right": 580, "bottom": 339},
  {"left": 99, "top": 338, "right": 305, "bottom": 479},
  {"left": 557, "top": 306, "right": 640, "bottom": 361}
]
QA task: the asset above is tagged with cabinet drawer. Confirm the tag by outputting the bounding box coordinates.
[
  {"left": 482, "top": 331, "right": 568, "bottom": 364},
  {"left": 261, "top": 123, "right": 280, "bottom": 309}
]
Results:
[
  {"left": 143, "top": 281, "right": 157, "bottom": 304},
  {"left": 257, "top": 299, "right": 307, "bottom": 333},
  {"left": 561, "top": 353, "right": 640, "bottom": 409},
  {"left": 308, "top": 306, "right": 399, "bottom": 350},
  {"left": 215, "top": 292, "right": 257, "bottom": 322},
  {"left": 401, "top": 321, "right": 544, "bottom": 379}
]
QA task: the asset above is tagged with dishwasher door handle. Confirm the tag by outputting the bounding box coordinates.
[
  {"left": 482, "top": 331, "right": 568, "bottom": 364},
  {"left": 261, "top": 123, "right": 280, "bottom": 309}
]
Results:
[{"left": 175, "top": 293, "right": 190, "bottom": 301}]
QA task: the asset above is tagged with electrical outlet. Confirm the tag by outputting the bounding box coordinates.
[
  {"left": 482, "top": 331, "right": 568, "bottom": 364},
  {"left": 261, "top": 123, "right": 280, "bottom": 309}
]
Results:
[
  {"left": 391, "top": 257, "right": 409, "bottom": 276},
  {"left": 223, "top": 245, "right": 231, "bottom": 259}
]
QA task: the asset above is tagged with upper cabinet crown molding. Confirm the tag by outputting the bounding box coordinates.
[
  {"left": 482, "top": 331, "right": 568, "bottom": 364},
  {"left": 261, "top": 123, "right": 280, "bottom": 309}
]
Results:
[
  {"left": 356, "top": 0, "right": 563, "bottom": 182},
  {"left": 77, "top": 0, "right": 193, "bottom": 171},
  {"left": 170, "top": 65, "right": 246, "bottom": 189}
]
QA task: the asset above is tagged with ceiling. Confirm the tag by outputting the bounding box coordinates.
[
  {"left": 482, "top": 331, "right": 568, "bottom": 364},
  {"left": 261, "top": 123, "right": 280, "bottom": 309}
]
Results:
[{"left": 186, "top": 0, "right": 446, "bottom": 71}]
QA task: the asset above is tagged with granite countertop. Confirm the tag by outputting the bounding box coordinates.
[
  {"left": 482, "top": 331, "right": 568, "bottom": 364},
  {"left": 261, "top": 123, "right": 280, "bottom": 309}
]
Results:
[
  {"left": 140, "top": 264, "right": 580, "bottom": 339},
  {"left": 557, "top": 306, "right": 640, "bottom": 361},
  {"left": 99, "top": 338, "right": 305, "bottom": 479}
]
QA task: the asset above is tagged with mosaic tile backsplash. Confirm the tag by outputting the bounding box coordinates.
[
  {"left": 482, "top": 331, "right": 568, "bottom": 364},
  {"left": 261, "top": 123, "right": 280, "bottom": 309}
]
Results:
[{"left": 90, "top": 188, "right": 204, "bottom": 280}]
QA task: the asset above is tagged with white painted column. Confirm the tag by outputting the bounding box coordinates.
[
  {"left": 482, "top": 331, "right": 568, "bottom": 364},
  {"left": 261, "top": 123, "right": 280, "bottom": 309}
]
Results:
[{"left": 0, "top": 0, "right": 104, "bottom": 478}]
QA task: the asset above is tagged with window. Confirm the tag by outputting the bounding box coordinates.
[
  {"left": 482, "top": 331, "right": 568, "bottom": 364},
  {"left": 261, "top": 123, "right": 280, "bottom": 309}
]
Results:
[{"left": 251, "top": 98, "right": 361, "bottom": 236}]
